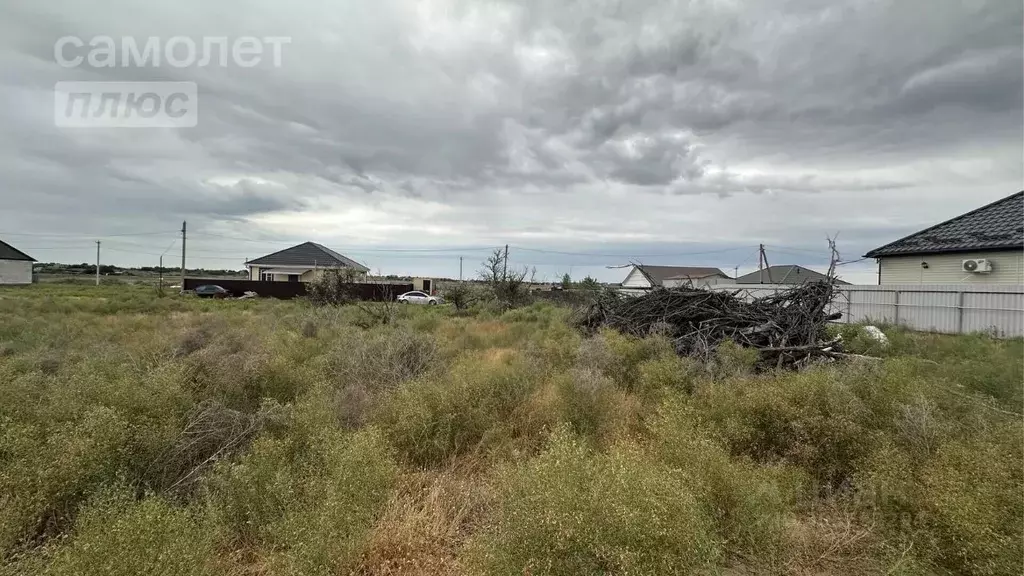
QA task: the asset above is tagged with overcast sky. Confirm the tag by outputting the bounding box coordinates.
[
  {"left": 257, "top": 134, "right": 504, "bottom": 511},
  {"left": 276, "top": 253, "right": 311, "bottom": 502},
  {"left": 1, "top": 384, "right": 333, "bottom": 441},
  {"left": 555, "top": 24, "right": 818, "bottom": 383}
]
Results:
[{"left": 1, "top": 0, "right": 1021, "bottom": 283}]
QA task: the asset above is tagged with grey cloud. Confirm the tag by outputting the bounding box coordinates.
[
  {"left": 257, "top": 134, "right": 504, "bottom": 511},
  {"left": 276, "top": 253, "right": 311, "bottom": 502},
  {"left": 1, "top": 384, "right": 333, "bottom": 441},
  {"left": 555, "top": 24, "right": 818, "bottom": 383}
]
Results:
[{"left": 0, "top": 0, "right": 1020, "bottom": 276}]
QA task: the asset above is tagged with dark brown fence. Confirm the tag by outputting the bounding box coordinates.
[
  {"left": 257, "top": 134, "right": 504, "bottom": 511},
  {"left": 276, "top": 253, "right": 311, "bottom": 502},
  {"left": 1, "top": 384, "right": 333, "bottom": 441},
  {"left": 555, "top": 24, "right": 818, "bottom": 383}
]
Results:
[{"left": 183, "top": 279, "right": 413, "bottom": 301}]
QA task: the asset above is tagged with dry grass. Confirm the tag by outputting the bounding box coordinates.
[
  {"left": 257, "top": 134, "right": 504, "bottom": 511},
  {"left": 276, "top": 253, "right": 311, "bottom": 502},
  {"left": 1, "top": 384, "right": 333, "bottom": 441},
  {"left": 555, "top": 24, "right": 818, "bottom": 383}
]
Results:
[
  {"left": 356, "top": 466, "right": 491, "bottom": 576},
  {"left": 0, "top": 284, "right": 1020, "bottom": 576}
]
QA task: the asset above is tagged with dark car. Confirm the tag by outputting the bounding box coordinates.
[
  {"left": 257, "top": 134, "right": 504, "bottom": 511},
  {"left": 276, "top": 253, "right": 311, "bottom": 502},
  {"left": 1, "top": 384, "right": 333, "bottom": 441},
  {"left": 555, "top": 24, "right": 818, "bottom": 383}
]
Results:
[{"left": 194, "top": 285, "right": 231, "bottom": 298}]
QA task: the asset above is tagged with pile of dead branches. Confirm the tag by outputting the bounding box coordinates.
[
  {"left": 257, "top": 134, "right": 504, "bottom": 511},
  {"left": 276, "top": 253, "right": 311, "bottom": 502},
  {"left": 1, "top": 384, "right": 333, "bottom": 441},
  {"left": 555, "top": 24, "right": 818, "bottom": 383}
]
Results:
[{"left": 575, "top": 281, "right": 850, "bottom": 370}]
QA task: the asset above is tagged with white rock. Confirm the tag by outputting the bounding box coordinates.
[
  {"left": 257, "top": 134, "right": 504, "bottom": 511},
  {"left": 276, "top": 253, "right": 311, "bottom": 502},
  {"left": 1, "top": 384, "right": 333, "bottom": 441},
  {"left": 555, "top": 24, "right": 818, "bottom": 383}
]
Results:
[{"left": 862, "top": 325, "right": 889, "bottom": 346}]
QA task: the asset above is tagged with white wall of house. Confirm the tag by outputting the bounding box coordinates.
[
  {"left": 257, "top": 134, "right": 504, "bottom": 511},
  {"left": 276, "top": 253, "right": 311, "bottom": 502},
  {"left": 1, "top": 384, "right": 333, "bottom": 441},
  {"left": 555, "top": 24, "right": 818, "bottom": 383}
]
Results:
[
  {"left": 620, "top": 267, "right": 653, "bottom": 288},
  {"left": 878, "top": 250, "right": 1024, "bottom": 284},
  {"left": 0, "top": 259, "right": 32, "bottom": 284}
]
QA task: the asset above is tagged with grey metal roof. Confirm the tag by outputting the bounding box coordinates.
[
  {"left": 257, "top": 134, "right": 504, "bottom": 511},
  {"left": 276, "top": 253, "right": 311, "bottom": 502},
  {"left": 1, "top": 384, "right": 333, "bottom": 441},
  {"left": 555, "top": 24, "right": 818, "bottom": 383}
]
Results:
[
  {"left": 734, "top": 265, "right": 849, "bottom": 285},
  {"left": 0, "top": 239, "right": 35, "bottom": 262},
  {"left": 865, "top": 191, "right": 1024, "bottom": 258},
  {"left": 245, "top": 242, "right": 369, "bottom": 272},
  {"left": 637, "top": 265, "right": 729, "bottom": 285}
]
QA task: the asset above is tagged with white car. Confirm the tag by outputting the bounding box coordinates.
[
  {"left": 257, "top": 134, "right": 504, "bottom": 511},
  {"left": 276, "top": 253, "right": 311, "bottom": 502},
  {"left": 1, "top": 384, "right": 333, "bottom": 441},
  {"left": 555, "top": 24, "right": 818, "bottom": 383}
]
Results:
[{"left": 397, "top": 291, "right": 443, "bottom": 305}]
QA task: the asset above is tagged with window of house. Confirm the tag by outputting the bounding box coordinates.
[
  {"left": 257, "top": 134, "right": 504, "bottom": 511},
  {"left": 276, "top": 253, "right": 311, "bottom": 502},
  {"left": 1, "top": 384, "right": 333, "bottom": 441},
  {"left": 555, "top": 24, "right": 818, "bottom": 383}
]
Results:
[{"left": 288, "top": 274, "right": 299, "bottom": 282}]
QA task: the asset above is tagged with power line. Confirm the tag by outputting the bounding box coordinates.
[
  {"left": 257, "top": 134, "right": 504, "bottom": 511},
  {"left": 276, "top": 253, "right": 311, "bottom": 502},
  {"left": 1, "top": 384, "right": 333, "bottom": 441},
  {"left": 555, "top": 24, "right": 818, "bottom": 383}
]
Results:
[
  {"left": 510, "top": 245, "right": 754, "bottom": 258},
  {"left": 765, "top": 244, "right": 829, "bottom": 254},
  {"left": 0, "top": 230, "right": 179, "bottom": 238}
]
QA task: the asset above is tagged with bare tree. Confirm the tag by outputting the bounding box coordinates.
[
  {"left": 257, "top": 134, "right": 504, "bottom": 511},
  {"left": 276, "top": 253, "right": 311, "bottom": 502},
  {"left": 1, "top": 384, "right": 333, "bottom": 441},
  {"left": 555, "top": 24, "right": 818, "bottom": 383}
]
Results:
[{"left": 479, "top": 247, "right": 533, "bottom": 309}]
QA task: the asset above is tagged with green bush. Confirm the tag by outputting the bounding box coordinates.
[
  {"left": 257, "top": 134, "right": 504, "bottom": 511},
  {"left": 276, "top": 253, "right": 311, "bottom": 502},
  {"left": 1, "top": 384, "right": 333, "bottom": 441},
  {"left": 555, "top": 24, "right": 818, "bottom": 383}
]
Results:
[
  {"left": 650, "top": 400, "right": 803, "bottom": 566},
  {"left": 328, "top": 325, "right": 438, "bottom": 392},
  {"left": 576, "top": 330, "right": 673, "bottom": 391},
  {"left": 373, "top": 354, "right": 541, "bottom": 466},
  {"left": 552, "top": 367, "right": 623, "bottom": 442},
  {"left": 637, "top": 352, "right": 700, "bottom": 396},
  {"left": 1, "top": 406, "right": 132, "bottom": 553},
  {"left": 919, "top": 429, "right": 1023, "bottom": 575},
  {"left": 207, "top": 428, "right": 398, "bottom": 574},
  {"left": 28, "top": 489, "right": 215, "bottom": 576},
  {"left": 469, "top": 429, "right": 720, "bottom": 575},
  {"left": 712, "top": 339, "right": 760, "bottom": 378},
  {"left": 696, "top": 366, "right": 875, "bottom": 489}
]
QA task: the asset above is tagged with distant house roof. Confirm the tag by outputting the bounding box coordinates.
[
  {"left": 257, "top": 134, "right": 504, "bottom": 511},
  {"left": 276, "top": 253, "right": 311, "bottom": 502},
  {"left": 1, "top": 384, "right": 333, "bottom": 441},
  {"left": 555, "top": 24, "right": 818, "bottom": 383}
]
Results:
[
  {"left": 637, "top": 265, "right": 729, "bottom": 285},
  {"left": 865, "top": 191, "right": 1024, "bottom": 258},
  {"left": 0, "top": 239, "right": 35, "bottom": 262},
  {"left": 734, "top": 265, "right": 849, "bottom": 285},
  {"left": 245, "top": 242, "right": 369, "bottom": 272}
]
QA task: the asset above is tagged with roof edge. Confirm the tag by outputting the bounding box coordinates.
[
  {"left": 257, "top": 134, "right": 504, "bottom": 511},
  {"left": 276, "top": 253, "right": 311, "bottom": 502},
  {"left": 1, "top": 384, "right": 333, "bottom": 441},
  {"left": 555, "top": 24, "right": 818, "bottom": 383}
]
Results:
[
  {"left": 864, "top": 190, "right": 1024, "bottom": 258},
  {"left": 0, "top": 240, "right": 36, "bottom": 262},
  {"left": 865, "top": 243, "right": 1024, "bottom": 258}
]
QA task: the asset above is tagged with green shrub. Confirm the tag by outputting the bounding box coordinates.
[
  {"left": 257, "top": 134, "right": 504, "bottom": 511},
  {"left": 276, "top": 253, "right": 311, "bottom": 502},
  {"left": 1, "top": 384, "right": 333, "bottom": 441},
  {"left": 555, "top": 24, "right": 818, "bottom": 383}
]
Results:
[
  {"left": 553, "top": 367, "right": 623, "bottom": 442},
  {"left": 29, "top": 489, "right": 214, "bottom": 576},
  {"left": 696, "top": 367, "right": 875, "bottom": 489},
  {"left": 525, "top": 322, "right": 581, "bottom": 371},
  {"left": 207, "top": 428, "right": 398, "bottom": 574},
  {"left": 576, "top": 330, "right": 673, "bottom": 391},
  {"left": 712, "top": 339, "right": 760, "bottom": 378},
  {"left": 650, "top": 400, "right": 803, "bottom": 566},
  {"left": 264, "top": 429, "right": 398, "bottom": 575},
  {"left": 1, "top": 406, "right": 131, "bottom": 553},
  {"left": 469, "top": 429, "right": 720, "bottom": 575},
  {"left": 637, "top": 352, "right": 700, "bottom": 396},
  {"left": 919, "top": 428, "right": 1023, "bottom": 575},
  {"left": 373, "top": 354, "right": 540, "bottom": 466},
  {"left": 328, "top": 326, "right": 438, "bottom": 392}
]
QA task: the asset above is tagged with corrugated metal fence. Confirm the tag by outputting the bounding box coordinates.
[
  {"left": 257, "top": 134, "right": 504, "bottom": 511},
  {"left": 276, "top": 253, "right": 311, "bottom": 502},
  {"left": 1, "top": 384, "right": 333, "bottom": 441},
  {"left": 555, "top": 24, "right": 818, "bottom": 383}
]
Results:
[{"left": 705, "top": 284, "right": 1024, "bottom": 338}]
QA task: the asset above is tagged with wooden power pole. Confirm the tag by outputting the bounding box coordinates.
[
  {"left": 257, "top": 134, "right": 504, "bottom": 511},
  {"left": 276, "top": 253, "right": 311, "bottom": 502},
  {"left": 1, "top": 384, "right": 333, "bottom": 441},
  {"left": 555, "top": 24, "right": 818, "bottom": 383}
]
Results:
[{"left": 179, "top": 221, "right": 187, "bottom": 292}]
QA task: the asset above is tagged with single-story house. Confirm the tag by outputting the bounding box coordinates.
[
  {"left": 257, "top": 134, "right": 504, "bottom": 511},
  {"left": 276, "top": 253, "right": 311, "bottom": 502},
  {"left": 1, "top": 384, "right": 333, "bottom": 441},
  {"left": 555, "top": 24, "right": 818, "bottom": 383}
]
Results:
[
  {"left": 621, "top": 265, "right": 732, "bottom": 289},
  {"left": 864, "top": 191, "right": 1023, "bottom": 284},
  {"left": 245, "top": 242, "right": 369, "bottom": 282},
  {"left": 0, "top": 239, "right": 35, "bottom": 285},
  {"left": 734, "top": 265, "right": 849, "bottom": 285}
]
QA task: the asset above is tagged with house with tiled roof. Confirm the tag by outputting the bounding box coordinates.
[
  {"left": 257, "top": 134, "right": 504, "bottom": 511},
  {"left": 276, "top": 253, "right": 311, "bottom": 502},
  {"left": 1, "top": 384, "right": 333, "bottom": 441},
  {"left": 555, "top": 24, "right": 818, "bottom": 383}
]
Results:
[
  {"left": 734, "top": 265, "right": 850, "bottom": 285},
  {"left": 620, "top": 265, "right": 732, "bottom": 289},
  {"left": 864, "top": 191, "right": 1023, "bottom": 284},
  {"left": 245, "top": 242, "right": 369, "bottom": 282}
]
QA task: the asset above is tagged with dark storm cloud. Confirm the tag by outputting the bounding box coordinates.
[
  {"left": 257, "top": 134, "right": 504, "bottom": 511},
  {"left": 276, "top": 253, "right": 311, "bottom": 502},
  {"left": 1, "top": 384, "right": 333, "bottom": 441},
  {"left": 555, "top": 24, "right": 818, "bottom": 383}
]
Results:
[{"left": 0, "top": 0, "right": 1020, "bottom": 281}]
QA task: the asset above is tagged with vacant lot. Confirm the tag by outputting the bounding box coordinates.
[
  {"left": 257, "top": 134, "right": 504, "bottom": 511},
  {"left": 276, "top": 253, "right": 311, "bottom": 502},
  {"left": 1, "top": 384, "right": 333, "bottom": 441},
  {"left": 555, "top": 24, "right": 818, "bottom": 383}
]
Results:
[{"left": 1, "top": 284, "right": 1021, "bottom": 575}]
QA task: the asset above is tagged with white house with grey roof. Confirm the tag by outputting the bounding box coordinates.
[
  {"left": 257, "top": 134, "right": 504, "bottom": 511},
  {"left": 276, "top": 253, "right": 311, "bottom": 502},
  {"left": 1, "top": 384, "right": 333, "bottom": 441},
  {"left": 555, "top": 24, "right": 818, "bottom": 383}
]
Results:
[
  {"left": 621, "top": 265, "right": 732, "bottom": 289},
  {"left": 734, "top": 265, "right": 850, "bottom": 285},
  {"left": 0, "top": 239, "right": 35, "bottom": 285},
  {"left": 245, "top": 242, "right": 369, "bottom": 282},
  {"left": 864, "top": 191, "right": 1023, "bottom": 284}
]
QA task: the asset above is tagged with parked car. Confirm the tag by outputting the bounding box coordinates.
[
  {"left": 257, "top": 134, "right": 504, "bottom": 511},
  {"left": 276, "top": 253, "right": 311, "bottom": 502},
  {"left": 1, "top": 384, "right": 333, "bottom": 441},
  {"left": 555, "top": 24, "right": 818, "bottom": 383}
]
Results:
[
  {"left": 194, "top": 284, "right": 231, "bottom": 298},
  {"left": 397, "top": 290, "right": 443, "bottom": 305}
]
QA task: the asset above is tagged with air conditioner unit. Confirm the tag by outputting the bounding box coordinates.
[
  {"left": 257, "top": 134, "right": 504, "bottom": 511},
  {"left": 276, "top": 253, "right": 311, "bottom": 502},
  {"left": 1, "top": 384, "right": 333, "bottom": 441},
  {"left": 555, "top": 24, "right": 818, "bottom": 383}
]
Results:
[{"left": 962, "top": 259, "right": 992, "bottom": 273}]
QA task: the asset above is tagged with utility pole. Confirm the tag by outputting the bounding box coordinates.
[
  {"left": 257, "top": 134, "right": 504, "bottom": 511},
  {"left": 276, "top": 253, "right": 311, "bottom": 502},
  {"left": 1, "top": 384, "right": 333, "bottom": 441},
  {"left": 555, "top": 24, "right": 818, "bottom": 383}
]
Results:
[
  {"left": 459, "top": 256, "right": 463, "bottom": 282},
  {"left": 180, "top": 221, "right": 187, "bottom": 292},
  {"left": 159, "top": 255, "right": 163, "bottom": 291},
  {"left": 95, "top": 241, "right": 100, "bottom": 286},
  {"left": 758, "top": 243, "right": 764, "bottom": 284},
  {"left": 502, "top": 244, "right": 509, "bottom": 281}
]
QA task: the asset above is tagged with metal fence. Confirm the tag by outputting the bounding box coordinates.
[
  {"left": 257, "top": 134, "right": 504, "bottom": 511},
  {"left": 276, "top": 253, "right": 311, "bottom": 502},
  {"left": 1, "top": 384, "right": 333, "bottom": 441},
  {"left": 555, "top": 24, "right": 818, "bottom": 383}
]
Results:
[
  {"left": 183, "top": 278, "right": 413, "bottom": 300},
  {"left": 707, "top": 284, "right": 1024, "bottom": 338}
]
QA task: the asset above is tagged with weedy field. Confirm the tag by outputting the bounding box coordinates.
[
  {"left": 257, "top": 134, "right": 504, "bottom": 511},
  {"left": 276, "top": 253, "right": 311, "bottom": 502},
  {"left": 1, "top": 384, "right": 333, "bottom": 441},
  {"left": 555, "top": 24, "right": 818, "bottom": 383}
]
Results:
[{"left": 0, "top": 284, "right": 1021, "bottom": 575}]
